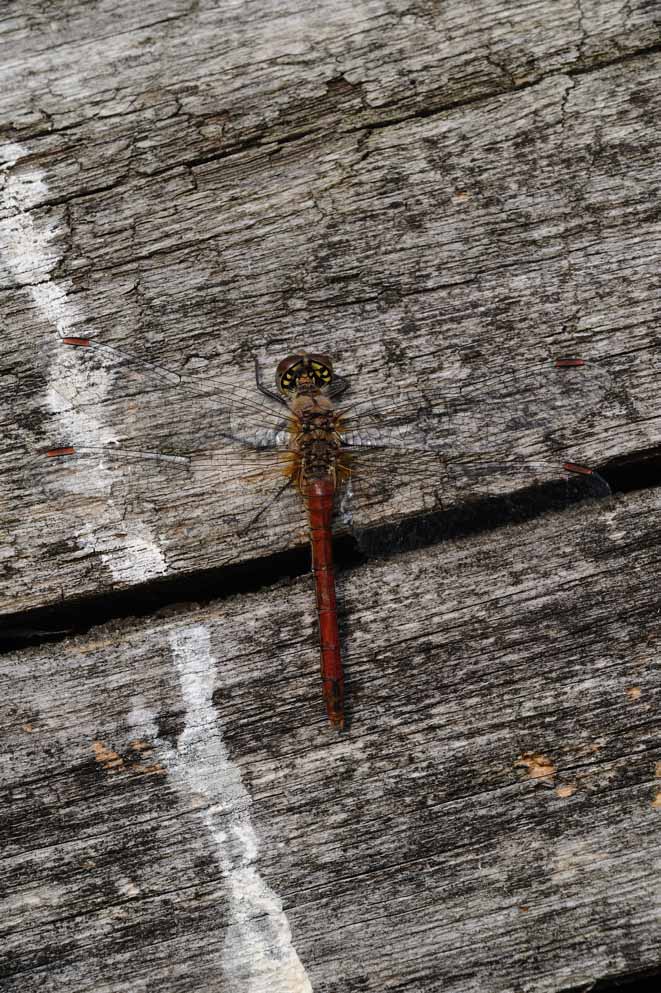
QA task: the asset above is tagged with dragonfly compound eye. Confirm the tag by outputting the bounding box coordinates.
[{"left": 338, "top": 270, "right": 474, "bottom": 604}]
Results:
[
  {"left": 276, "top": 352, "right": 334, "bottom": 394},
  {"left": 307, "top": 355, "right": 333, "bottom": 387}
]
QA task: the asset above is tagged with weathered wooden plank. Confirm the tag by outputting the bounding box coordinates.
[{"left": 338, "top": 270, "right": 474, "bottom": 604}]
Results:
[
  {"left": 1, "top": 7, "right": 660, "bottom": 992},
  {"left": 1, "top": 487, "right": 660, "bottom": 992},
  {"left": 2, "top": 33, "right": 660, "bottom": 615},
  {"left": 1, "top": 0, "right": 657, "bottom": 187}
]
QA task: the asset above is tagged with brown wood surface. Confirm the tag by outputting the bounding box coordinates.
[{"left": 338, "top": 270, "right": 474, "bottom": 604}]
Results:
[
  {"left": 1, "top": 2, "right": 660, "bottom": 991},
  {"left": 2, "top": 488, "right": 660, "bottom": 992}
]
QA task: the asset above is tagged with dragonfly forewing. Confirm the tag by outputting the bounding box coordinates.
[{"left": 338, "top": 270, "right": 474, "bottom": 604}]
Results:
[{"left": 56, "top": 337, "right": 294, "bottom": 451}]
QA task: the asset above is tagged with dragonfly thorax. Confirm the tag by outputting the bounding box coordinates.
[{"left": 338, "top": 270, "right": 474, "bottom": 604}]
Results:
[{"left": 290, "top": 395, "right": 342, "bottom": 488}]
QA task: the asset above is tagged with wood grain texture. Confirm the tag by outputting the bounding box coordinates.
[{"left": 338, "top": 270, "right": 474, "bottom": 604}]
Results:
[
  {"left": 1, "top": 1, "right": 660, "bottom": 615},
  {"left": 1, "top": 488, "right": 660, "bottom": 992},
  {"left": 1, "top": 6, "right": 660, "bottom": 990}
]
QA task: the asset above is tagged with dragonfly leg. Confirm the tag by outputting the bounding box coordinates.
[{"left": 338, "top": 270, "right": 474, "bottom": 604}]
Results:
[{"left": 254, "top": 357, "right": 287, "bottom": 405}]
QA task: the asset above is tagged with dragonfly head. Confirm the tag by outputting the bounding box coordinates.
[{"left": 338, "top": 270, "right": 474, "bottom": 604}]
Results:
[{"left": 276, "top": 352, "right": 334, "bottom": 396}]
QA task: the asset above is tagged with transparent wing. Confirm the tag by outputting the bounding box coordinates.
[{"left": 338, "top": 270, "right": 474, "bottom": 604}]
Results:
[
  {"left": 337, "top": 449, "right": 609, "bottom": 559},
  {"left": 35, "top": 443, "right": 309, "bottom": 540},
  {"left": 333, "top": 355, "right": 612, "bottom": 534},
  {"left": 338, "top": 356, "right": 616, "bottom": 453},
  {"left": 52, "top": 337, "right": 291, "bottom": 448},
  {"left": 41, "top": 338, "right": 307, "bottom": 537},
  {"left": 334, "top": 442, "right": 609, "bottom": 540}
]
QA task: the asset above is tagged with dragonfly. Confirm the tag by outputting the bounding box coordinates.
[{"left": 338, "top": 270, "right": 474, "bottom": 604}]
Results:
[{"left": 43, "top": 338, "right": 608, "bottom": 729}]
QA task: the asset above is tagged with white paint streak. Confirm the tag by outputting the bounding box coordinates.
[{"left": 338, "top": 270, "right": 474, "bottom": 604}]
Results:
[
  {"left": 128, "top": 626, "right": 313, "bottom": 993},
  {"left": 116, "top": 877, "right": 141, "bottom": 899},
  {"left": 0, "top": 141, "right": 167, "bottom": 582}
]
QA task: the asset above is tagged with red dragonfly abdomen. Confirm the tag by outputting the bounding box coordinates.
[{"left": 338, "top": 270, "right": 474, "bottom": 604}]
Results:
[{"left": 306, "top": 476, "right": 344, "bottom": 729}]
